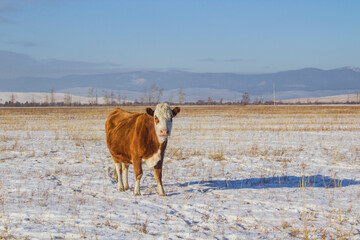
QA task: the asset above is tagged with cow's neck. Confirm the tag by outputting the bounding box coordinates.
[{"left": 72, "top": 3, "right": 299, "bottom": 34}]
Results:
[{"left": 142, "top": 120, "right": 167, "bottom": 168}]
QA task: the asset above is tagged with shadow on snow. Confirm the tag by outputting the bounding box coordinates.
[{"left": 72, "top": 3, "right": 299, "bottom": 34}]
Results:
[{"left": 179, "top": 175, "right": 360, "bottom": 192}]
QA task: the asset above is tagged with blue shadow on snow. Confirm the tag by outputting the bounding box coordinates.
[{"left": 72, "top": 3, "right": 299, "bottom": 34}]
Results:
[{"left": 183, "top": 175, "right": 360, "bottom": 191}]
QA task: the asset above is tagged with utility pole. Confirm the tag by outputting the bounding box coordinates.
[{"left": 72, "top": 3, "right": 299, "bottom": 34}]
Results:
[{"left": 273, "top": 82, "right": 276, "bottom": 105}]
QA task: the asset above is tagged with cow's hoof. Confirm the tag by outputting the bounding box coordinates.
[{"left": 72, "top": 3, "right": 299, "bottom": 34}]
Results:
[
  {"left": 134, "top": 191, "right": 141, "bottom": 196},
  {"left": 158, "top": 193, "right": 167, "bottom": 197},
  {"left": 124, "top": 186, "right": 129, "bottom": 191},
  {"left": 118, "top": 187, "right": 125, "bottom": 192},
  {"left": 157, "top": 185, "right": 166, "bottom": 196}
]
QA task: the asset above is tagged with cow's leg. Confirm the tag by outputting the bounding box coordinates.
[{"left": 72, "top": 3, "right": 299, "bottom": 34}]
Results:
[
  {"left": 114, "top": 162, "right": 125, "bottom": 192},
  {"left": 133, "top": 159, "right": 143, "bottom": 196},
  {"left": 122, "top": 163, "right": 129, "bottom": 191},
  {"left": 154, "top": 159, "right": 166, "bottom": 196}
]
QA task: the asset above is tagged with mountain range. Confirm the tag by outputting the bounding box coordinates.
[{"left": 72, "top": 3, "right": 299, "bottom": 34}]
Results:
[{"left": 1, "top": 67, "right": 360, "bottom": 102}]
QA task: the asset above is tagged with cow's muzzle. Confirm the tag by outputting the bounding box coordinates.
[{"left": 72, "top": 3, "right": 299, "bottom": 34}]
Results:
[{"left": 160, "top": 129, "right": 169, "bottom": 136}]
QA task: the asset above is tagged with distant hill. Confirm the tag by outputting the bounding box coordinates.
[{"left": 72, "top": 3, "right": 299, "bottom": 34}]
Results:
[
  {"left": 1, "top": 67, "right": 359, "bottom": 102},
  {"left": 281, "top": 93, "right": 360, "bottom": 104}
]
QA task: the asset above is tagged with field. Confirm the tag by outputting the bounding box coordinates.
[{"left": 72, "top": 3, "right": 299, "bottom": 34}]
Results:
[{"left": 1, "top": 105, "right": 360, "bottom": 239}]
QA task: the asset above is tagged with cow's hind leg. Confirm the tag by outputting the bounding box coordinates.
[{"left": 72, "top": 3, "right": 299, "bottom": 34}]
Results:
[
  {"left": 114, "top": 162, "right": 125, "bottom": 192},
  {"left": 133, "top": 158, "right": 143, "bottom": 196},
  {"left": 122, "top": 163, "right": 129, "bottom": 190}
]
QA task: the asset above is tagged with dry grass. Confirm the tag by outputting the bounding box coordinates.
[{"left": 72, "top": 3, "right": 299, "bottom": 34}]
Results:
[
  {"left": 1, "top": 107, "right": 359, "bottom": 145},
  {"left": 208, "top": 147, "right": 226, "bottom": 161},
  {"left": 1, "top": 105, "right": 359, "bottom": 239}
]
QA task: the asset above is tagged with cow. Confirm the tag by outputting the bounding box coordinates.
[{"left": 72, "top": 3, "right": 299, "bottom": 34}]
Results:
[{"left": 105, "top": 103, "right": 180, "bottom": 196}]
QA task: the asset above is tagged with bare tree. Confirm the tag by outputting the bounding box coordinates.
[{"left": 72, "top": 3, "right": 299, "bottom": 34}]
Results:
[
  {"left": 168, "top": 92, "right": 174, "bottom": 103},
  {"left": 122, "top": 92, "right": 127, "bottom": 105},
  {"left": 10, "top": 93, "right": 16, "bottom": 104},
  {"left": 117, "top": 91, "right": 121, "bottom": 105},
  {"left": 64, "top": 93, "right": 72, "bottom": 106},
  {"left": 44, "top": 95, "right": 49, "bottom": 106},
  {"left": 146, "top": 84, "right": 164, "bottom": 105},
  {"left": 178, "top": 88, "right": 184, "bottom": 104},
  {"left": 88, "top": 87, "right": 94, "bottom": 105},
  {"left": 95, "top": 90, "right": 98, "bottom": 105},
  {"left": 110, "top": 91, "right": 115, "bottom": 105},
  {"left": 50, "top": 88, "right": 55, "bottom": 106},
  {"left": 253, "top": 97, "right": 260, "bottom": 105},
  {"left": 149, "top": 84, "right": 156, "bottom": 105},
  {"left": 141, "top": 86, "right": 147, "bottom": 104},
  {"left": 102, "top": 90, "right": 110, "bottom": 105},
  {"left": 158, "top": 88, "right": 163, "bottom": 103},
  {"left": 241, "top": 92, "right": 250, "bottom": 105}
]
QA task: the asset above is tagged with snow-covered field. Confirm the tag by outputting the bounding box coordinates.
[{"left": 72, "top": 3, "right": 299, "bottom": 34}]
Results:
[{"left": 1, "top": 106, "right": 359, "bottom": 239}]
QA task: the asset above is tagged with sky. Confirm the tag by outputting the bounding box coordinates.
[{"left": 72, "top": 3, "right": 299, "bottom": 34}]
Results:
[{"left": 0, "top": 0, "right": 360, "bottom": 77}]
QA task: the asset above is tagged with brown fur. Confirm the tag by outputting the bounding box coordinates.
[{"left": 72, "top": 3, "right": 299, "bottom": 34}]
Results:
[
  {"left": 106, "top": 108, "right": 162, "bottom": 165},
  {"left": 105, "top": 107, "right": 178, "bottom": 195}
]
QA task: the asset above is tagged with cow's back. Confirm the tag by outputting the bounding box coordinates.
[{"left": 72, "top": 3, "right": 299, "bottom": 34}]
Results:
[{"left": 106, "top": 108, "right": 135, "bottom": 131}]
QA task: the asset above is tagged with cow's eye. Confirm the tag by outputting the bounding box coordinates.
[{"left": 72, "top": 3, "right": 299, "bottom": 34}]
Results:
[{"left": 155, "top": 116, "right": 159, "bottom": 124}]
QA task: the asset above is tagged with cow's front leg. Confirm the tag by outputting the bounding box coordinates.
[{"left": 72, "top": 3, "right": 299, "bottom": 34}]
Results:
[
  {"left": 122, "top": 163, "right": 129, "bottom": 190},
  {"left": 133, "top": 159, "right": 143, "bottom": 196},
  {"left": 114, "top": 162, "right": 125, "bottom": 192},
  {"left": 154, "top": 159, "right": 166, "bottom": 196}
]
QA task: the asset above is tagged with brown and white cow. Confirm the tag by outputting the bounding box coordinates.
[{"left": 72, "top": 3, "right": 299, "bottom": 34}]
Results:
[{"left": 105, "top": 103, "right": 180, "bottom": 196}]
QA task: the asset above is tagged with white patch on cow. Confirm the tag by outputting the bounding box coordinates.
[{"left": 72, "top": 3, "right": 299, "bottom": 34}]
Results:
[
  {"left": 154, "top": 103, "right": 173, "bottom": 144},
  {"left": 142, "top": 148, "right": 161, "bottom": 168},
  {"left": 114, "top": 163, "right": 124, "bottom": 191},
  {"left": 134, "top": 179, "right": 141, "bottom": 196},
  {"left": 122, "top": 164, "right": 129, "bottom": 190},
  {"left": 157, "top": 183, "right": 166, "bottom": 196}
]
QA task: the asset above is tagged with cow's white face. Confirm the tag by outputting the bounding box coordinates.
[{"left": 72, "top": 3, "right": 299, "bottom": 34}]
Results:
[{"left": 146, "top": 103, "right": 180, "bottom": 144}]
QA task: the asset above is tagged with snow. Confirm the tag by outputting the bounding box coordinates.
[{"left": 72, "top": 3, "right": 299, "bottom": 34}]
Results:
[
  {"left": 282, "top": 93, "right": 360, "bottom": 104},
  {"left": 0, "top": 106, "right": 359, "bottom": 239},
  {"left": 342, "top": 66, "right": 360, "bottom": 73},
  {"left": 0, "top": 92, "right": 94, "bottom": 105},
  {"left": 0, "top": 92, "right": 132, "bottom": 105}
]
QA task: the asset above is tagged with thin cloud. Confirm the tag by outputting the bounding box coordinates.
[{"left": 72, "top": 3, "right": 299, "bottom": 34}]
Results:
[
  {"left": 4, "top": 40, "right": 37, "bottom": 47},
  {"left": 225, "top": 58, "right": 256, "bottom": 63},
  {"left": 0, "top": 50, "right": 123, "bottom": 79},
  {"left": 200, "top": 58, "right": 217, "bottom": 62},
  {"left": 225, "top": 58, "right": 245, "bottom": 62},
  {"left": 201, "top": 58, "right": 255, "bottom": 63}
]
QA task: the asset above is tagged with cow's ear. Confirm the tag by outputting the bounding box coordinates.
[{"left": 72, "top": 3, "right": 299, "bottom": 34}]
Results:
[
  {"left": 146, "top": 108, "right": 154, "bottom": 116},
  {"left": 172, "top": 107, "right": 180, "bottom": 117}
]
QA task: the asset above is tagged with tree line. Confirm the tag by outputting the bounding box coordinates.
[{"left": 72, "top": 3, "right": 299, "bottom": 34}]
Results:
[{"left": 2, "top": 87, "right": 360, "bottom": 107}]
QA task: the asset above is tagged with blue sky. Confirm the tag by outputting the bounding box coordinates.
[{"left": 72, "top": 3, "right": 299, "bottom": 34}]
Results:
[{"left": 0, "top": 0, "right": 359, "bottom": 74}]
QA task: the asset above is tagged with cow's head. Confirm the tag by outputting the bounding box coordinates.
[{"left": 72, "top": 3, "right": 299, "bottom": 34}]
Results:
[{"left": 146, "top": 103, "right": 180, "bottom": 143}]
